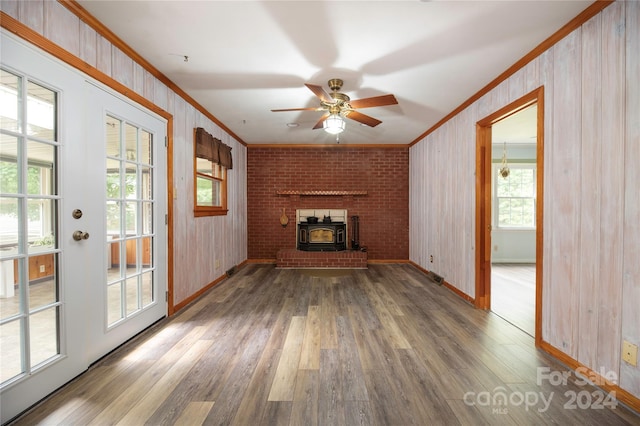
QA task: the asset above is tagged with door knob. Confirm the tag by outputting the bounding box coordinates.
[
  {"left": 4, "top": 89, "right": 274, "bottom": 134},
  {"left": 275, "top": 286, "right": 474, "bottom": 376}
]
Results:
[{"left": 73, "top": 231, "right": 90, "bottom": 241}]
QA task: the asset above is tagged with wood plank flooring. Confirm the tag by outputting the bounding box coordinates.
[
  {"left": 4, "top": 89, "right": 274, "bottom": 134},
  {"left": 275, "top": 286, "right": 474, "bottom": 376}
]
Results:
[
  {"left": 9, "top": 264, "right": 640, "bottom": 425},
  {"left": 491, "top": 263, "right": 536, "bottom": 336}
]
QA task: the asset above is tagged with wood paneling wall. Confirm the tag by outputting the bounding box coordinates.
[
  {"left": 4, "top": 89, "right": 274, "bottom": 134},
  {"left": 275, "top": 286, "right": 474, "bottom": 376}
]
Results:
[
  {"left": 171, "top": 96, "right": 247, "bottom": 304},
  {"left": 410, "top": 1, "right": 640, "bottom": 399},
  {"left": 1, "top": 0, "right": 248, "bottom": 307}
]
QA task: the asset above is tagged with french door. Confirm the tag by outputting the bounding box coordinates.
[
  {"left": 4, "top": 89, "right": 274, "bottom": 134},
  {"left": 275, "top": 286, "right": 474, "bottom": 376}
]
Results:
[
  {"left": 83, "top": 82, "right": 167, "bottom": 363},
  {"left": 0, "top": 33, "right": 167, "bottom": 423}
]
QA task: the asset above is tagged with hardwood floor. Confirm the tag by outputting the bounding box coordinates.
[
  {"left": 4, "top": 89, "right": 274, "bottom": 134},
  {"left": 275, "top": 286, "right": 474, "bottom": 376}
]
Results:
[
  {"left": 9, "top": 264, "right": 639, "bottom": 425},
  {"left": 491, "top": 264, "right": 536, "bottom": 336}
]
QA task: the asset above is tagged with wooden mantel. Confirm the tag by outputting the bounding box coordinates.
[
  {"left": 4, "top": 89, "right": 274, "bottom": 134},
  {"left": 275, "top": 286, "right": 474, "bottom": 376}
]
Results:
[{"left": 276, "top": 190, "right": 368, "bottom": 196}]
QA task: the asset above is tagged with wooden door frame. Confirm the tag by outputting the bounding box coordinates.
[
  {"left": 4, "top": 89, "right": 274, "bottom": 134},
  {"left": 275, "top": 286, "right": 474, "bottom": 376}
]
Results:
[{"left": 475, "top": 87, "right": 544, "bottom": 346}]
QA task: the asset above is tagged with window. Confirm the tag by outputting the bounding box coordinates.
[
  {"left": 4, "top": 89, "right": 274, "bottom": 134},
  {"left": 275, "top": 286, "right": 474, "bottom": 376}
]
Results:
[
  {"left": 196, "top": 157, "right": 225, "bottom": 208},
  {"left": 194, "top": 127, "right": 232, "bottom": 216},
  {"left": 494, "top": 164, "right": 536, "bottom": 229}
]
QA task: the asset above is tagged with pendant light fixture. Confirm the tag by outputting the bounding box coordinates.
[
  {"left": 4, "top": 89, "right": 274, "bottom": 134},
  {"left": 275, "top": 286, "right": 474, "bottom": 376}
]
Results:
[{"left": 499, "top": 142, "right": 510, "bottom": 179}]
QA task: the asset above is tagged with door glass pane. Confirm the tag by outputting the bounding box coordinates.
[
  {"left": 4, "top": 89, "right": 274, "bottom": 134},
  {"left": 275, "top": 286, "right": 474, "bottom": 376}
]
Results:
[
  {"left": 141, "top": 236, "right": 152, "bottom": 269},
  {"left": 140, "top": 130, "right": 151, "bottom": 165},
  {"left": 29, "top": 306, "right": 59, "bottom": 366},
  {"left": 106, "top": 158, "right": 121, "bottom": 200},
  {"left": 106, "top": 200, "right": 121, "bottom": 236},
  {"left": 28, "top": 253, "right": 57, "bottom": 310},
  {"left": 26, "top": 141, "right": 55, "bottom": 196},
  {"left": 125, "top": 238, "right": 138, "bottom": 270},
  {"left": 125, "top": 123, "right": 137, "bottom": 161},
  {"left": 107, "top": 240, "right": 122, "bottom": 282},
  {"left": 0, "top": 69, "right": 60, "bottom": 387},
  {"left": 0, "top": 258, "right": 22, "bottom": 317},
  {"left": 0, "top": 69, "right": 21, "bottom": 132},
  {"left": 26, "top": 81, "right": 56, "bottom": 141},
  {"left": 0, "top": 197, "right": 19, "bottom": 251},
  {"left": 125, "top": 202, "right": 137, "bottom": 234},
  {"left": 141, "top": 271, "right": 153, "bottom": 308},
  {"left": 142, "top": 202, "right": 153, "bottom": 235},
  {"left": 27, "top": 198, "right": 56, "bottom": 253},
  {"left": 125, "top": 276, "right": 139, "bottom": 315},
  {"left": 141, "top": 166, "right": 152, "bottom": 200},
  {"left": 0, "top": 320, "right": 22, "bottom": 382},
  {"left": 106, "top": 116, "right": 121, "bottom": 158},
  {"left": 0, "top": 134, "right": 19, "bottom": 194},
  {"left": 125, "top": 165, "right": 137, "bottom": 199},
  {"left": 107, "top": 282, "right": 123, "bottom": 325}
]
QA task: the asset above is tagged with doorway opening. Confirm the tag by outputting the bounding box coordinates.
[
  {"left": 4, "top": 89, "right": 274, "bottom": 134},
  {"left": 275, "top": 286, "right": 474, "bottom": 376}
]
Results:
[
  {"left": 475, "top": 87, "right": 544, "bottom": 346},
  {"left": 490, "top": 105, "right": 537, "bottom": 336}
]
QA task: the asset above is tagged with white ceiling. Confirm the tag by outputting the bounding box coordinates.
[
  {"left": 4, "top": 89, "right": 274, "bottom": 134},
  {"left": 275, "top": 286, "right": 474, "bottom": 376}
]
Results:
[
  {"left": 492, "top": 104, "right": 537, "bottom": 146},
  {"left": 77, "top": 0, "right": 591, "bottom": 146}
]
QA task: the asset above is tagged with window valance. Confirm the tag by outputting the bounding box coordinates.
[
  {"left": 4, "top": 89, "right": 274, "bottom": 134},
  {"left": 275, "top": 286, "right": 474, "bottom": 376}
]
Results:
[{"left": 195, "top": 127, "right": 232, "bottom": 169}]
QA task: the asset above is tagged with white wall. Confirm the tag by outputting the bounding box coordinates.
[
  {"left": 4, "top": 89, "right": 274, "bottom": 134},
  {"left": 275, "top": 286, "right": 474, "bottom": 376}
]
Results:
[{"left": 491, "top": 229, "right": 536, "bottom": 263}]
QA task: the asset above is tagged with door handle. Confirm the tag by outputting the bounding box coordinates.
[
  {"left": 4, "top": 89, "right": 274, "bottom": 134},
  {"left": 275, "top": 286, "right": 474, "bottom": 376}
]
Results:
[{"left": 73, "top": 231, "right": 90, "bottom": 241}]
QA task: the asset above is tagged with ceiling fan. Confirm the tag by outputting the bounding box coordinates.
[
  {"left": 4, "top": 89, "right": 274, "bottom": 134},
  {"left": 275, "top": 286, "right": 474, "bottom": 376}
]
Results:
[{"left": 271, "top": 78, "right": 398, "bottom": 134}]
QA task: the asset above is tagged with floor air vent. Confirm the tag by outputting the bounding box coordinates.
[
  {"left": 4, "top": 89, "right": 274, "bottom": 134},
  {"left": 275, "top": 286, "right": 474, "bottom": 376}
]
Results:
[{"left": 429, "top": 272, "right": 444, "bottom": 285}]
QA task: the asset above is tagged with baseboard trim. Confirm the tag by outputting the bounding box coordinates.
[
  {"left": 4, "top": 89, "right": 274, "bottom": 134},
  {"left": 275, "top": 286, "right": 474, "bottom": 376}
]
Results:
[
  {"left": 173, "top": 260, "right": 248, "bottom": 313},
  {"left": 442, "top": 280, "right": 475, "bottom": 304},
  {"left": 173, "top": 275, "right": 226, "bottom": 313},
  {"left": 539, "top": 340, "right": 640, "bottom": 413},
  {"left": 409, "top": 261, "right": 475, "bottom": 304}
]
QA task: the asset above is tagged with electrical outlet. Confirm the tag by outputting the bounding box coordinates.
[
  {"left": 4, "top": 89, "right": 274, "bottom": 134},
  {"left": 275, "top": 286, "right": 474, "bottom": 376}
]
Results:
[
  {"left": 429, "top": 255, "right": 433, "bottom": 263},
  {"left": 215, "top": 259, "right": 220, "bottom": 269},
  {"left": 622, "top": 341, "right": 638, "bottom": 366},
  {"left": 39, "top": 265, "right": 45, "bottom": 273}
]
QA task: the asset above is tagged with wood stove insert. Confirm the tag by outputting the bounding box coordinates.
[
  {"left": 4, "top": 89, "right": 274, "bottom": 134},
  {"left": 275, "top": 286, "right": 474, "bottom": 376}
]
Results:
[{"left": 298, "top": 222, "right": 346, "bottom": 251}]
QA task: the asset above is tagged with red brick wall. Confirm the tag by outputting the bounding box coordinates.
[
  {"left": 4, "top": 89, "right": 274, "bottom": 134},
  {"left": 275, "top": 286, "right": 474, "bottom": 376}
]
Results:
[{"left": 247, "top": 146, "right": 409, "bottom": 260}]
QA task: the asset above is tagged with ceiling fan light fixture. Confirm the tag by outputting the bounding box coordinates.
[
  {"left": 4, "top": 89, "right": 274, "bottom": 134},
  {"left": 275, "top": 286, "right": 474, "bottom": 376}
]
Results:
[{"left": 323, "top": 113, "right": 345, "bottom": 135}]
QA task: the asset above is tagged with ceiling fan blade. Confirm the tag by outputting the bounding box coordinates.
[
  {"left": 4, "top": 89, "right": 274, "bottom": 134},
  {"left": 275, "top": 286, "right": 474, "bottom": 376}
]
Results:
[
  {"left": 271, "top": 107, "right": 321, "bottom": 112},
  {"left": 305, "top": 83, "right": 334, "bottom": 104},
  {"left": 312, "top": 113, "right": 330, "bottom": 129},
  {"left": 345, "top": 110, "right": 382, "bottom": 127},
  {"left": 349, "top": 94, "right": 398, "bottom": 109}
]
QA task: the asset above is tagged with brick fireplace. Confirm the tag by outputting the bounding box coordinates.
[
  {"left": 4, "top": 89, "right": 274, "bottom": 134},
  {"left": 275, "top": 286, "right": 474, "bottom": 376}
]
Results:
[
  {"left": 276, "top": 208, "right": 366, "bottom": 268},
  {"left": 247, "top": 146, "right": 410, "bottom": 262}
]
